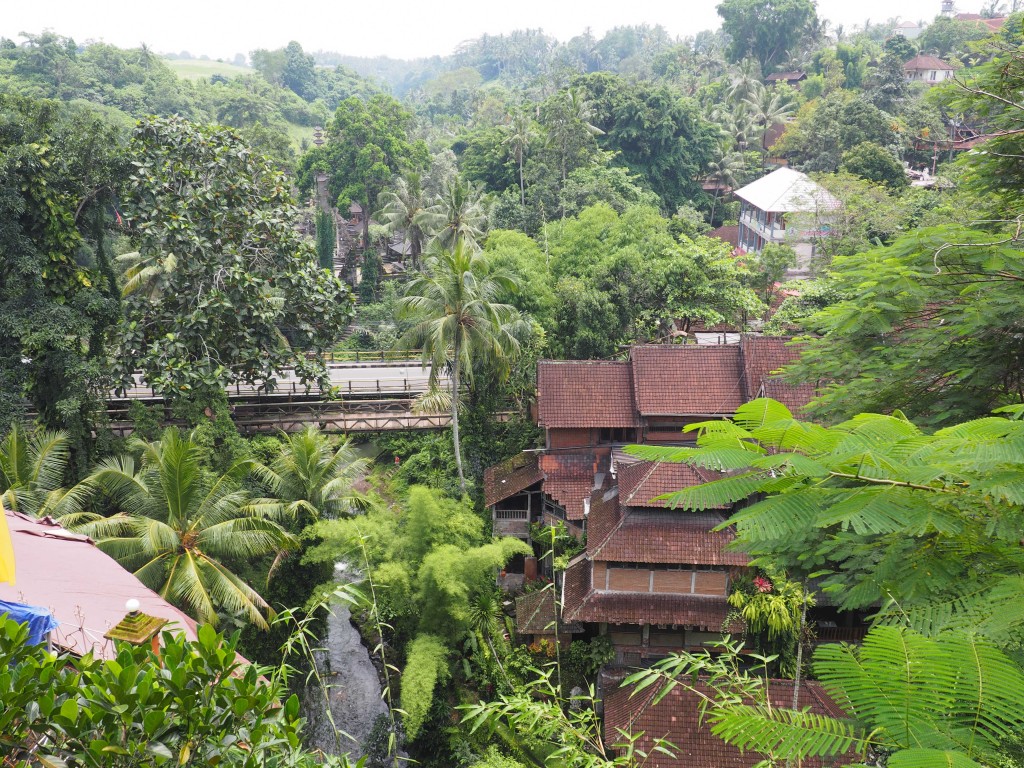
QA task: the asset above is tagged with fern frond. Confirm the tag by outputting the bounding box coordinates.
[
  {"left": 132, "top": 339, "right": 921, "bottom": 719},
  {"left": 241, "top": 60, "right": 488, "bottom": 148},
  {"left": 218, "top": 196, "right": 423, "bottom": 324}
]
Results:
[
  {"left": 657, "top": 471, "right": 767, "bottom": 510},
  {"left": 708, "top": 704, "right": 867, "bottom": 759}
]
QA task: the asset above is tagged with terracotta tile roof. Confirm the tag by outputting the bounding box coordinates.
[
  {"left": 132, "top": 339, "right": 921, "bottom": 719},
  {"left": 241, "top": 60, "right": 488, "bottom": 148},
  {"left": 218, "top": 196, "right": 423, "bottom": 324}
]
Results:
[
  {"left": 539, "top": 452, "right": 595, "bottom": 520},
  {"left": 617, "top": 460, "right": 720, "bottom": 509},
  {"left": 587, "top": 488, "right": 623, "bottom": 550},
  {"left": 484, "top": 452, "right": 543, "bottom": 507},
  {"left": 515, "top": 589, "right": 582, "bottom": 634},
  {"left": 537, "top": 361, "right": 639, "bottom": 428},
  {"left": 707, "top": 225, "right": 739, "bottom": 247},
  {"left": 739, "top": 335, "right": 816, "bottom": 414},
  {"left": 562, "top": 555, "right": 592, "bottom": 617},
  {"left": 631, "top": 345, "right": 744, "bottom": 416},
  {"left": 590, "top": 510, "right": 749, "bottom": 567},
  {"left": 904, "top": 54, "right": 954, "bottom": 71},
  {"left": 564, "top": 590, "right": 731, "bottom": 629},
  {"left": 602, "top": 678, "right": 848, "bottom": 768}
]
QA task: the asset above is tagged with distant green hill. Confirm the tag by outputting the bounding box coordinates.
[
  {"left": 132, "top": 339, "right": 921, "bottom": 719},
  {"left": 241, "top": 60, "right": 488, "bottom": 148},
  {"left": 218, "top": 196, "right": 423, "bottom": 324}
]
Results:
[{"left": 165, "top": 58, "right": 252, "bottom": 80}]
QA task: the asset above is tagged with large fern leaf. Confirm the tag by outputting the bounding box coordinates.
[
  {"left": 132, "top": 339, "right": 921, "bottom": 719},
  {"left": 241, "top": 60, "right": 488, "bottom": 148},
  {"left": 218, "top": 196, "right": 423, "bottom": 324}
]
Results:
[{"left": 708, "top": 704, "right": 866, "bottom": 760}]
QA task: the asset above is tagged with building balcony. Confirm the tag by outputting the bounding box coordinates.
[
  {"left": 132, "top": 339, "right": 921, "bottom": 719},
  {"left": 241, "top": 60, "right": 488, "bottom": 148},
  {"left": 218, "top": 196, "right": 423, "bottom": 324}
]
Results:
[{"left": 493, "top": 508, "right": 531, "bottom": 538}]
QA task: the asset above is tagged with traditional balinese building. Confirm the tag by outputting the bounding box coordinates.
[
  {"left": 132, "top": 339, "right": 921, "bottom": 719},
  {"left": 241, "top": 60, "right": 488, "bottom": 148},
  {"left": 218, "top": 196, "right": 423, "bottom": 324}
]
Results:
[
  {"left": 485, "top": 337, "right": 825, "bottom": 661},
  {"left": 733, "top": 168, "right": 840, "bottom": 274},
  {"left": 903, "top": 54, "right": 955, "bottom": 84}
]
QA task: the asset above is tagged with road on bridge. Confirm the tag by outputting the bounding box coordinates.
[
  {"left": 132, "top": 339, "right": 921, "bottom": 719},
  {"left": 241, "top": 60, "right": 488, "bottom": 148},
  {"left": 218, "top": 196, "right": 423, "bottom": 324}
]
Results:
[{"left": 114, "top": 361, "right": 447, "bottom": 401}]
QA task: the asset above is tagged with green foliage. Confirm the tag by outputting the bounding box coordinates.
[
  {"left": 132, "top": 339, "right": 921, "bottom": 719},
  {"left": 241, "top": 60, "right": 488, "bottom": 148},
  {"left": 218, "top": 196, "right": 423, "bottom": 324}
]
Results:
[
  {"left": 0, "top": 617, "right": 343, "bottom": 767},
  {"left": 398, "top": 240, "right": 530, "bottom": 491},
  {"left": 117, "top": 115, "right": 353, "bottom": 402},
  {"left": 316, "top": 207, "right": 336, "bottom": 271},
  {"left": 540, "top": 204, "right": 761, "bottom": 357},
  {"left": 0, "top": 95, "right": 124, "bottom": 470},
  {"left": 776, "top": 91, "right": 899, "bottom": 172},
  {"left": 717, "top": 0, "right": 818, "bottom": 73},
  {"left": 707, "top": 627, "right": 1024, "bottom": 768},
  {"left": 401, "top": 633, "right": 450, "bottom": 739},
  {"left": 628, "top": 399, "right": 1024, "bottom": 643},
  {"left": 841, "top": 141, "right": 908, "bottom": 190},
  {"left": 0, "top": 423, "right": 88, "bottom": 519},
  {"left": 578, "top": 73, "right": 718, "bottom": 210},
  {"left": 76, "top": 428, "right": 295, "bottom": 629},
  {"left": 790, "top": 225, "right": 1024, "bottom": 424},
  {"left": 298, "top": 94, "right": 428, "bottom": 245}
]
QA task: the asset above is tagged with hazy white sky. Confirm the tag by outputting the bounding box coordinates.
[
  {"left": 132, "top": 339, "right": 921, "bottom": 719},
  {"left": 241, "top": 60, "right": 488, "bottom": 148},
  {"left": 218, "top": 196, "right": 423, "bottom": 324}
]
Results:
[{"left": 3, "top": 0, "right": 975, "bottom": 60}]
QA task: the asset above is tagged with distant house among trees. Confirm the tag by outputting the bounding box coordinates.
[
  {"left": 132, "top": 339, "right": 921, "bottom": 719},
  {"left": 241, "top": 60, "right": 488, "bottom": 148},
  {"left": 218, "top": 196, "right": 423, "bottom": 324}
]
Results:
[
  {"left": 903, "top": 54, "right": 955, "bottom": 84},
  {"left": 764, "top": 70, "right": 806, "bottom": 87},
  {"left": 893, "top": 19, "right": 925, "bottom": 39},
  {"left": 734, "top": 167, "right": 840, "bottom": 268}
]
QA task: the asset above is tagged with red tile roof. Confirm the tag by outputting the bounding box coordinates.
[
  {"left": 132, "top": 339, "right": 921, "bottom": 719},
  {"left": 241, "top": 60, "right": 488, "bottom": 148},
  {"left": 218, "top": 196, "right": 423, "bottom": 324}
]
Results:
[
  {"left": 740, "top": 335, "right": 816, "bottom": 414},
  {"left": 631, "top": 345, "right": 744, "bottom": 416},
  {"left": 539, "top": 452, "right": 595, "bottom": 520},
  {"left": 590, "top": 510, "right": 749, "bottom": 567},
  {"left": 515, "top": 589, "right": 582, "bottom": 634},
  {"left": 537, "top": 361, "right": 639, "bottom": 428},
  {"left": 484, "top": 452, "right": 543, "bottom": 507},
  {"left": 603, "top": 678, "right": 848, "bottom": 768},
  {"left": 564, "top": 589, "right": 731, "bottom": 629},
  {"left": 904, "top": 54, "right": 954, "bottom": 71},
  {"left": 617, "top": 460, "right": 719, "bottom": 509},
  {"left": 562, "top": 555, "right": 592, "bottom": 617},
  {"left": 587, "top": 488, "right": 624, "bottom": 550}
]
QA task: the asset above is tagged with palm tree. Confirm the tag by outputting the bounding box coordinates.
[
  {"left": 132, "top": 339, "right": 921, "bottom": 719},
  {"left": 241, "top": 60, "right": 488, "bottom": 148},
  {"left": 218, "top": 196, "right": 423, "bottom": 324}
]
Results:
[
  {"left": 397, "top": 240, "right": 528, "bottom": 493},
  {"left": 746, "top": 84, "right": 796, "bottom": 164},
  {"left": 0, "top": 424, "right": 87, "bottom": 519},
  {"left": 725, "top": 58, "right": 763, "bottom": 105},
  {"left": 376, "top": 173, "right": 429, "bottom": 267},
  {"left": 418, "top": 176, "right": 490, "bottom": 251},
  {"left": 544, "top": 87, "right": 604, "bottom": 183},
  {"left": 78, "top": 429, "right": 295, "bottom": 629},
  {"left": 252, "top": 426, "right": 370, "bottom": 524},
  {"left": 504, "top": 109, "right": 536, "bottom": 206},
  {"left": 705, "top": 148, "right": 744, "bottom": 225}
]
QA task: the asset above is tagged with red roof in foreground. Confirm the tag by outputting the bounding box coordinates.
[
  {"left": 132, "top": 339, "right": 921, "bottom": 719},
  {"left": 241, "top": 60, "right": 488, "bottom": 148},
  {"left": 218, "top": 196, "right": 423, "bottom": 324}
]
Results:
[
  {"left": 0, "top": 509, "right": 200, "bottom": 659},
  {"left": 631, "top": 345, "right": 744, "bottom": 416},
  {"left": 538, "top": 361, "right": 639, "bottom": 428},
  {"left": 603, "top": 678, "right": 849, "bottom": 768}
]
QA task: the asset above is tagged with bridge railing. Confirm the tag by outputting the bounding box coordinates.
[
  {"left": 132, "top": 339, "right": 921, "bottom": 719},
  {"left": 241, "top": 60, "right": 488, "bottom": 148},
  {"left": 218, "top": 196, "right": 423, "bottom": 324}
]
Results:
[
  {"left": 113, "top": 375, "right": 448, "bottom": 401},
  {"left": 321, "top": 349, "right": 423, "bottom": 363}
]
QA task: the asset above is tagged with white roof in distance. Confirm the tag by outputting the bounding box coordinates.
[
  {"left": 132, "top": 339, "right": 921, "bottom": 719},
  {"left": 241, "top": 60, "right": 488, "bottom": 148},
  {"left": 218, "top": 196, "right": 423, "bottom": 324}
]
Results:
[{"left": 733, "top": 168, "right": 841, "bottom": 213}]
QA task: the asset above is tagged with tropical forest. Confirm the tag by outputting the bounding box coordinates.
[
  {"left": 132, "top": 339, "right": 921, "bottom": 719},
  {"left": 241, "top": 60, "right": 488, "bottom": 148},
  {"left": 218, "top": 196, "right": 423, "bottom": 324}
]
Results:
[{"left": 3, "top": 2, "right": 1024, "bottom": 766}]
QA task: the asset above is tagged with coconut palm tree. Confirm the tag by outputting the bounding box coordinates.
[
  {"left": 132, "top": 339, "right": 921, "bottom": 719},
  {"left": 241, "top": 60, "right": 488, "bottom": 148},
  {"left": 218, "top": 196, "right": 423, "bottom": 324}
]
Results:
[
  {"left": 0, "top": 424, "right": 87, "bottom": 519},
  {"left": 252, "top": 426, "right": 370, "bottom": 524},
  {"left": 504, "top": 109, "right": 536, "bottom": 206},
  {"left": 78, "top": 429, "right": 295, "bottom": 629},
  {"left": 746, "top": 84, "right": 796, "bottom": 164},
  {"left": 397, "top": 240, "right": 529, "bottom": 493},
  {"left": 376, "top": 172, "right": 429, "bottom": 267},
  {"left": 418, "top": 176, "right": 490, "bottom": 252},
  {"left": 705, "top": 148, "right": 745, "bottom": 225}
]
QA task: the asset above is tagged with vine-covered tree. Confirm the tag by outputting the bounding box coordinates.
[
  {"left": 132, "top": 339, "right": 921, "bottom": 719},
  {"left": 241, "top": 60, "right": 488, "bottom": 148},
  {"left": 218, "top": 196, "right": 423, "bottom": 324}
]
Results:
[{"left": 117, "top": 116, "right": 353, "bottom": 402}]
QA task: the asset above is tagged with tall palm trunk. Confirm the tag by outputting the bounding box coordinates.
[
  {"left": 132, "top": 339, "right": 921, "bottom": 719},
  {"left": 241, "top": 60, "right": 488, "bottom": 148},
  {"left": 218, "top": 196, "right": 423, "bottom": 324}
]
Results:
[
  {"left": 519, "top": 155, "right": 526, "bottom": 206},
  {"left": 451, "top": 336, "right": 467, "bottom": 493}
]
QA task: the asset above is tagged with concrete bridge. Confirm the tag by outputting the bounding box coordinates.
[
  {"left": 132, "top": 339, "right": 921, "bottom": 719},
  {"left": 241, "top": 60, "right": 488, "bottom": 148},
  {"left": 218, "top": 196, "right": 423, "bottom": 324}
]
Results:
[{"left": 107, "top": 359, "right": 454, "bottom": 435}]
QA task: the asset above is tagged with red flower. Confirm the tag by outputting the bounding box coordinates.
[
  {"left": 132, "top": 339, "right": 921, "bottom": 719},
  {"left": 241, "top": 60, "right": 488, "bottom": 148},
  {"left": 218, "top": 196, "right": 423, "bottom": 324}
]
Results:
[{"left": 753, "top": 576, "right": 773, "bottom": 593}]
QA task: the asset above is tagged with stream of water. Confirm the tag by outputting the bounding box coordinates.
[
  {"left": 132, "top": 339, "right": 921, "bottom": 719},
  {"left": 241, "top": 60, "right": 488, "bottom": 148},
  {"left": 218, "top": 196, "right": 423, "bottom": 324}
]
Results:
[{"left": 301, "top": 562, "right": 388, "bottom": 761}]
